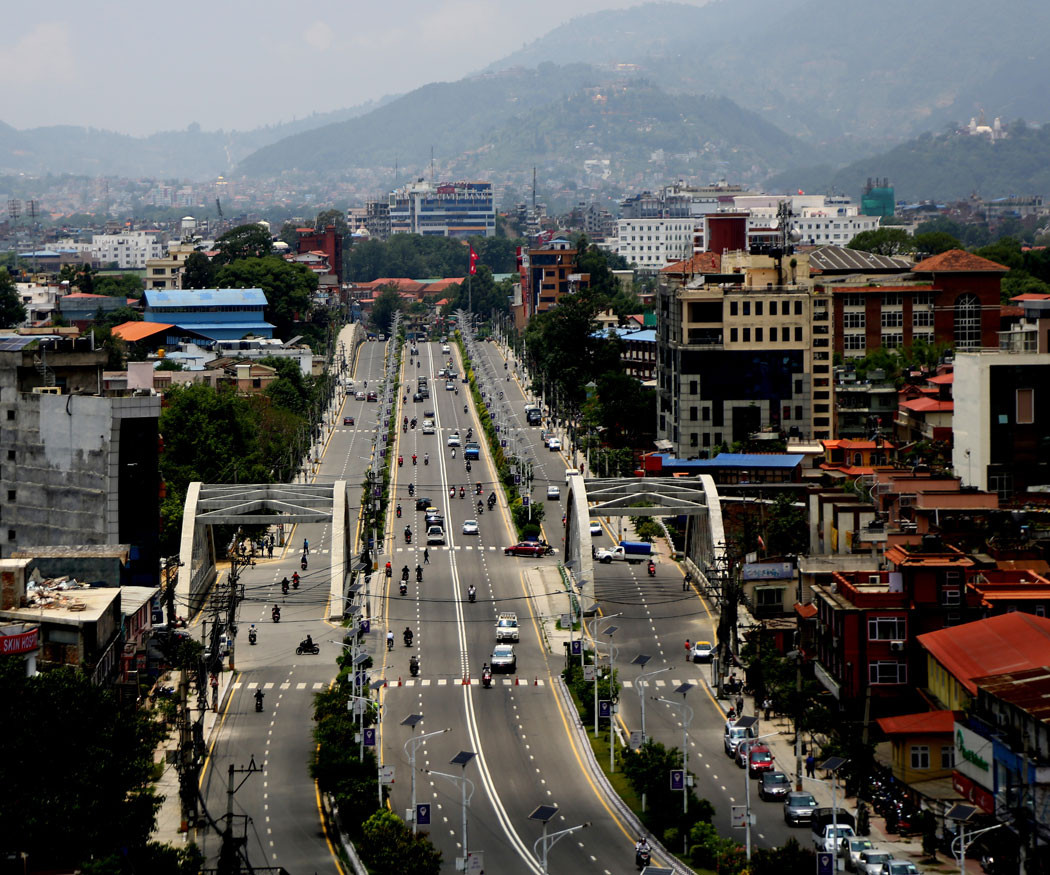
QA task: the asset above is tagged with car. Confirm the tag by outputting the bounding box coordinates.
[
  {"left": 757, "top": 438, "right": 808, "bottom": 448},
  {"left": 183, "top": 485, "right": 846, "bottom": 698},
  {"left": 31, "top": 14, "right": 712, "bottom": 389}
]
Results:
[
  {"left": 490, "top": 644, "right": 516, "bottom": 672},
  {"left": 690, "top": 640, "right": 714, "bottom": 662},
  {"left": 858, "top": 852, "right": 893, "bottom": 875},
  {"left": 424, "top": 408, "right": 435, "bottom": 418},
  {"left": 442, "top": 344, "right": 451, "bottom": 354},
  {"left": 426, "top": 525, "right": 446, "bottom": 545},
  {"left": 548, "top": 437, "right": 562, "bottom": 451},
  {"left": 343, "top": 416, "right": 354, "bottom": 426},
  {"left": 366, "top": 391, "right": 378, "bottom": 402},
  {"left": 415, "top": 497, "right": 432, "bottom": 511},
  {"left": 736, "top": 738, "right": 757, "bottom": 768},
  {"left": 546, "top": 485, "right": 560, "bottom": 500},
  {"left": 783, "top": 791, "right": 819, "bottom": 826},
  {"left": 446, "top": 381, "right": 456, "bottom": 391},
  {"left": 422, "top": 420, "right": 436, "bottom": 435},
  {"left": 412, "top": 392, "right": 423, "bottom": 402},
  {"left": 504, "top": 541, "right": 550, "bottom": 557},
  {"left": 447, "top": 433, "right": 461, "bottom": 447},
  {"left": 425, "top": 511, "right": 445, "bottom": 528},
  {"left": 355, "top": 391, "right": 366, "bottom": 400},
  {"left": 845, "top": 838, "right": 874, "bottom": 871},
  {"left": 589, "top": 520, "right": 602, "bottom": 537},
  {"left": 748, "top": 745, "right": 775, "bottom": 776},
  {"left": 462, "top": 519, "right": 479, "bottom": 535},
  {"left": 540, "top": 430, "right": 554, "bottom": 445},
  {"left": 879, "top": 862, "right": 919, "bottom": 875},
  {"left": 758, "top": 771, "right": 792, "bottom": 801},
  {"left": 724, "top": 720, "right": 757, "bottom": 756}
]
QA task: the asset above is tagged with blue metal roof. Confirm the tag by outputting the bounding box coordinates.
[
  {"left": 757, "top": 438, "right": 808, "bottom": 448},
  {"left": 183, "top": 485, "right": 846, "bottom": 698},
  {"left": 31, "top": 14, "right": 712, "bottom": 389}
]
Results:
[
  {"left": 144, "top": 288, "right": 268, "bottom": 308},
  {"left": 593, "top": 327, "right": 657, "bottom": 342},
  {"left": 681, "top": 453, "right": 804, "bottom": 469}
]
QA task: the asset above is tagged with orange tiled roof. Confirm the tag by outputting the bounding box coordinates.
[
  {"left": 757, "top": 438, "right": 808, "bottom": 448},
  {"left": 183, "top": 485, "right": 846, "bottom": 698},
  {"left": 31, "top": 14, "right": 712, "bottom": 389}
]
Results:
[
  {"left": 425, "top": 278, "right": 465, "bottom": 293},
  {"left": 660, "top": 252, "right": 721, "bottom": 275},
  {"left": 912, "top": 249, "right": 1009, "bottom": 273},
  {"left": 876, "top": 710, "right": 959, "bottom": 736},
  {"left": 111, "top": 321, "right": 173, "bottom": 342},
  {"left": 917, "top": 612, "right": 1050, "bottom": 695},
  {"left": 822, "top": 439, "right": 896, "bottom": 450},
  {"left": 900, "top": 397, "right": 953, "bottom": 413},
  {"left": 926, "top": 373, "right": 954, "bottom": 385}
]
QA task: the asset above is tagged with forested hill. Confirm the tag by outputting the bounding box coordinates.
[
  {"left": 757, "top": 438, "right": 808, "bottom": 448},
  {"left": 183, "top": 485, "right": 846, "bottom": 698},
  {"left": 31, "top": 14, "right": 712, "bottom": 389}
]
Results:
[{"left": 769, "top": 124, "right": 1050, "bottom": 203}]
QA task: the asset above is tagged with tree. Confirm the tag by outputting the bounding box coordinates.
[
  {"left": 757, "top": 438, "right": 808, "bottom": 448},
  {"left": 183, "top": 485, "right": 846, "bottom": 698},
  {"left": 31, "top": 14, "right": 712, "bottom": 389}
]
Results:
[
  {"left": 314, "top": 208, "right": 349, "bottom": 236},
  {"left": 358, "top": 809, "right": 442, "bottom": 875},
  {"left": 213, "top": 223, "right": 273, "bottom": 265},
  {"left": 214, "top": 256, "right": 316, "bottom": 338},
  {"left": 94, "top": 272, "right": 145, "bottom": 299},
  {"left": 847, "top": 228, "right": 914, "bottom": 255},
  {"left": 370, "top": 285, "right": 403, "bottom": 335},
  {"left": 749, "top": 838, "right": 815, "bottom": 875},
  {"left": 260, "top": 355, "right": 315, "bottom": 418},
  {"left": 912, "top": 231, "right": 961, "bottom": 255},
  {"left": 181, "top": 251, "right": 216, "bottom": 289},
  {"left": 620, "top": 739, "right": 713, "bottom": 837},
  {"left": 0, "top": 658, "right": 174, "bottom": 870},
  {"left": 0, "top": 268, "right": 27, "bottom": 328},
  {"left": 764, "top": 492, "right": 808, "bottom": 556}
]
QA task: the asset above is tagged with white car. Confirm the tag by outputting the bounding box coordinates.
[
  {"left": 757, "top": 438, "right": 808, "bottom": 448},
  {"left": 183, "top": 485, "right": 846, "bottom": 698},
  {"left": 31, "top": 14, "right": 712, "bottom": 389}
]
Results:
[
  {"left": 447, "top": 433, "right": 461, "bottom": 447},
  {"left": 589, "top": 520, "right": 602, "bottom": 537},
  {"left": 442, "top": 345, "right": 451, "bottom": 354},
  {"left": 845, "top": 839, "right": 874, "bottom": 872},
  {"left": 462, "top": 519, "right": 479, "bottom": 535},
  {"left": 548, "top": 437, "right": 562, "bottom": 451},
  {"left": 546, "top": 485, "right": 560, "bottom": 500},
  {"left": 355, "top": 391, "right": 366, "bottom": 400},
  {"left": 422, "top": 420, "right": 435, "bottom": 435},
  {"left": 426, "top": 525, "right": 446, "bottom": 545}
]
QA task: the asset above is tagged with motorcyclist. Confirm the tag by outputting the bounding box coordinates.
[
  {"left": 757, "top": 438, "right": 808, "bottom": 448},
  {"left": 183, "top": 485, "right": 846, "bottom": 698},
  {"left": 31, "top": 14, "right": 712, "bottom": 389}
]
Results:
[
  {"left": 468, "top": 584, "right": 476, "bottom": 602},
  {"left": 303, "top": 634, "right": 313, "bottom": 650},
  {"left": 416, "top": 564, "right": 423, "bottom": 582},
  {"left": 449, "top": 487, "right": 455, "bottom": 498},
  {"left": 396, "top": 503, "right": 402, "bottom": 518},
  {"left": 408, "top": 482, "right": 415, "bottom": 496},
  {"left": 385, "top": 561, "right": 392, "bottom": 578},
  {"left": 255, "top": 689, "right": 264, "bottom": 709},
  {"left": 459, "top": 486, "right": 465, "bottom": 498},
  {"left": 451, "top": 447, "right": 456, "bottom": 458},
  {"left": 301, "top": 555, "right": 308, "bottom": 571},
  {"left": 272, "top": 605, "right": 281, "bottom": 622},
  {"left": 412, "top": 454, "right": 417, "bottom": 465},
  {"left": 478, "top": 500, "right": 484, "bottom": 513},
  {"left": 292, "top": 572, "right": 299, "bottom": 588},
  {"left": 465, "top": 461, "right": 472, "bottom": 473},
  {"left": 648, "top": 559, "right": 656, "bottom": 576},
  {"left": 424, "top": 453, "right": 429, "bottom": 465},
  {"left": 387, "top": 629, "right": 395, "bottom": 650},
  {"left": 463, "top": 405, "right": 468, "bottom": 414},
  {"left": 282, "top": 577, "right": 290, "bottom": 594},
  {"left": 402, "top": 565, "right": 410, "bottom": 581},
  {"left": 409, "top": 654, "right": 420, "bottom": 675},
  {"left": 404, "top": 526, "right": 412, "bottom": 542},
  {"left": 403, "top": 627, "right": 413, "bottom": 646}
]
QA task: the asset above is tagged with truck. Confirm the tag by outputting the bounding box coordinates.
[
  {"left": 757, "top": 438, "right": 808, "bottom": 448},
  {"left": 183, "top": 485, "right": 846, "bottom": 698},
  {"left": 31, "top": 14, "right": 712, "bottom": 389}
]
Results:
[
  {"left": 464, "top": 442, "right": 481, "bottom": 461},
  {"left": 811, "top": 808, "right": 857, "bottom": 854},
  {"left": 595, "top": 541, "right": 653, "bottom": 564},
  {"left": 495, "top": 612, "right": 519, "bottom": 642},
  {"left": 525, "top": 404, "right": 542, "bottom": 425}
]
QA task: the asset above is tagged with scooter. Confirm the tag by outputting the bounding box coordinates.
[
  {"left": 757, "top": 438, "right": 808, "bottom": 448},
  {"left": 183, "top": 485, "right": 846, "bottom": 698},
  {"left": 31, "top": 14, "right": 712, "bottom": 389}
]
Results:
[
  {"left": 482, "top": 669, "right": 492, "bottom": 689},
  {"left": 292, "top": 573, "right": 299, "bottom": 589},
  {"left": 387, "top": 635, "right": 394, "bottom": 651},
  {"left": 272, "top": 607, "right": 281, "bottom": 623},
  {"left": 296, "top": 640, "right": 320, "bottom": 655},
  {"left": 403, "top": 629, "right": 414, "bottom": 647},
  {"left": 398, "top": 455, "right": 403, "bottom": 467},
  {"left": 282, "top": 579, "right": 290, "bottom": 595},
  {"left": 409, "top": 655, "right": 420, "bottom": 677},
  {"left": 416, "top": 567, "right": 423, "bottom": 583},
  {"left": 459, "top": 487, "right": 465, "bottom": 499},
  {"left": 396, "top": 504, "right": 402, "bottom": 518},
  {"left": 301, "top": 556, "right": 308, "bottom": 571},
  {"left": 463, "top": 405, "right": 468, "bottom": 414},
  {"left": 255, "top": 691, "right": 264, "bottom": 712},
  {"left": 424, "top": 456, "right": 429, "bottom": 466},
  {"left": 404, "top": 528, "right": 412, "bottom": 545},
  {"left": 399, "top": 580, "right": 408, "bottom": 596},
  {"left": 468, "top": 587, "right": 476, "bottom": 603},
  {"left": 647, "top": 562, "right": 656, "bottom": 578},
  {"left": 412, "top": 454, "right": 417, "bottom": 465},
  {"left": 635, "top": 846, "right": 651, "bottom": 870},
  {"left": 408, "top": 482, "right": 415, "bottom": 496},
  {"left": 248, "top": 629, "right": 257, "bottom": 645}
]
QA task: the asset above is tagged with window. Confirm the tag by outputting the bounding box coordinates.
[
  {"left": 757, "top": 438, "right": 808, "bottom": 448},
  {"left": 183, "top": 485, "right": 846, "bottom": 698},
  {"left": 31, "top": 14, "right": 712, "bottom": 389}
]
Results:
[
  {"left": 882, "top": 333, "right": 904, "bottom": 349},
  {"left": 794, "top": 300, "right": 803, "bottom": 315},
  {"left": 730, "top": 327, "right": 738, "bottom": 342},
  {"left": 689, "top": 380, "right": 698, "bottom": 395},
  {"left": 869, "top": 661, "right": 907, "bottom": 684},
  {"left": 844, "top": 334, "right": 866, "bottom": 350},
  {"left": 913, "top": 310, "right": 934, "bottom": 327},
  {"left": 844, "top": 312, "right": 866, "bottom": 329},
  {"left": 5, "top": 410, "right": 13, "bottom": 421},
  {"left": 743, "top": 301, "right": 751, "bottom": 316},
  {"left": 868, "top": 616, "right": 906, "bottom": 640},
  {"left": 756, "top": 301, "right": 764, "bottom": 316},
  {"left": 1017, "top": 388, "right": 1034, "bottom": 424},
  {"left": 910, "top": 745, "right": 930, "bottom": 770},
  {"left": 883, "top": 293, "right": 903, "bottom": 306},
  {"left": 702, "top": 432, "right": 711, "bottom": 447},
  {"left": 6, "top": 529, "right": 13, "bottom": 541},
  {"left": 783, "top": 406, "right": 791, "bottom": 420},
  {"left": 702, "top": 407, "right": 710, "bottom": 421},
  {"left": 795, "top": 326, "right": 803, "bottom": 341},
  {"left": 941, "top": 745, "right": 955, "bottom": 769},
  {"left": 942, "top": 587, "right": 960, "bottom": 606},
  {"left": 690, "top": 432, "right": 698, "bottom": 447},
  {"left": 755, "top": 587, "right": 784, "bottom": 608},
  {"left": 755, "top": 327, "right": 763, "bottom": 342},
  {"left": 770, "top": 327, "right": 778, "bottom": 342},
  {"left": 6, "top": 450, "right": 13, "bottom": 461},
  {"left": 954, "top": 293, "right": 981, "bottom": 349},
  {"left": 743, "top": 328, "right": 751, "bottom": 342},
  {"left": 795, "top": 405, "right": 803, "bottom": 420},
  {"left": 914, "top": 293, "right": 933, "bottom": 307},
  {"left": 770, "top": 301, "right": 778, "bottom": 316},
  {"left": 730, "top": 301, "right": 738, "bottom": 316},
  {"left": 882, "top": 310, "right": 904, "bottom": 327},
  {"left": 690, "top": 406, "right": 698, "bottom": 421},
  {"left": 6, "top": 490, "right": 14, "bottom": 502}
]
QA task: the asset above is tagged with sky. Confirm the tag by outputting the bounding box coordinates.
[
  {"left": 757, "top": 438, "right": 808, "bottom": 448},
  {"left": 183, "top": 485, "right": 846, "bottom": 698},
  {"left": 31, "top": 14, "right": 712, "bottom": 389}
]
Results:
[{"left": 4, "top": 0, "right": 707, "bottom": 137}]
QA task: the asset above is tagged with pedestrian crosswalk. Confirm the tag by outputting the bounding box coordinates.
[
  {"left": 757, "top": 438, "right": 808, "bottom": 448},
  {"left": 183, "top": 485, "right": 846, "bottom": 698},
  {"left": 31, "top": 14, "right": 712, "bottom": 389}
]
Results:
[
  {"left": 394, "top": 545, "right": 498, "bottom": 552},
  {"left": 232, "top": 677, "right": 545, "bottom": 690},
  {"left": 619, "top": 678, "right": 709, "bottom": 689}
]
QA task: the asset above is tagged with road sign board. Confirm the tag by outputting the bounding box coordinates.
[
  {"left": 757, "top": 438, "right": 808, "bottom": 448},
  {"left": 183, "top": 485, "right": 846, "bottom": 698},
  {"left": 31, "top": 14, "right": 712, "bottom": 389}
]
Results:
[
  {"left": 731, "top": 805, "right": 746, "bottom": 828},
  {"left": 522, "top": 496, "right": 529, "bottom": 507},
  {"left": 571, "top": 640, "right": 582, "bottom": 656},
  {"left": 583, "top": 665, "right": 595, "bottom": 682},
  {"left": 416, "top": 803, "right": 431, "bottom": 825},
  {"left": 598, "top": 700, "right": 611, "bottom": 719},
  {"left": 560, "top": 613, "right": 571, "bottom": 628},
  {"left": 379, "top": 765, "right": 394, "bottom": 784},
  {"left": 818, "top": 853, "right": 834, "bottom": 875},
  {"left": 670, "top": 769, "right": 685, "bottom": 791},
  {"left": 363, "top": 728, "right": 376, "bottom": 747},
  {"left": 464, "top": 852, "right": 484, "bottom": 873},
  {"left": 630, "top": 730, "right": 644, "bottom": 750}
]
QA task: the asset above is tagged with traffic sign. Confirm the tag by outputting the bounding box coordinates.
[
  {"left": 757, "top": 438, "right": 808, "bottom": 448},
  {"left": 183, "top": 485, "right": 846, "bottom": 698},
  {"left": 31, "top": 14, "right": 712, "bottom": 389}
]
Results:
[
  {"left": 363, "top": 728, "right": 376, "bottom": 747},
  {"left": 571, "top": 640, "right": 582, "bottom": 656},
  {"left": 416, "top": 803, "right": 431, "bottom": 825},
  {"left": 598, "top": 700, "right": 611, "bottom": 719},
  {"left": 522, "top": 496, "right": 529, "bottom": 507},
  {"left": 630, "top": 730, "right": 644, "bottom": 750},
  {"left": 379, "top": 765, "right": 395, "bottom": 785},
  {"left": 583, "top": 665, "right": 595, "bottom": 682},
  {"left": 670, "top": 769, "right": 684, "bottom": 791},
  {"left": 560, "top": 613, "right": 571, "bottom": 628},
  {"left": 731, "top": 805, "right": 746, "bottom": 828},
  {"left": 818, "top": 853, "right": 834, "bottom": 875}
]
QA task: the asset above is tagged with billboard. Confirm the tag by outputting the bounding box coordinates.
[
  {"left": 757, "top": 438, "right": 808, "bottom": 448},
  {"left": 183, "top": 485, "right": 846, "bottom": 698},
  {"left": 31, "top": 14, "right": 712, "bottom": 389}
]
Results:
[{"left": 741, "top": 562, "right": 794, "bottom": 581}]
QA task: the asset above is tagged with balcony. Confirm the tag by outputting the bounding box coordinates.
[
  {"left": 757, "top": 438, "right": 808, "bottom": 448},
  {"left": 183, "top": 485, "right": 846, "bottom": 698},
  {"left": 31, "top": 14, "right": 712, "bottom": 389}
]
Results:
[
  {"left": 813, "top": 311, "right": 829, "bottom": 321},
  {"left": 686, "top": 328, "right": 723, "bottom": 347}
]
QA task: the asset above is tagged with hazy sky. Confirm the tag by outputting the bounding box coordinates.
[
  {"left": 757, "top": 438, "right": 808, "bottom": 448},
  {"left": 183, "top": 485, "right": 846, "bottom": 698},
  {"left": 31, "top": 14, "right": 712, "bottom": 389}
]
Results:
[{"left": 5, "top": 1, "right": 707, "bottom": 136}]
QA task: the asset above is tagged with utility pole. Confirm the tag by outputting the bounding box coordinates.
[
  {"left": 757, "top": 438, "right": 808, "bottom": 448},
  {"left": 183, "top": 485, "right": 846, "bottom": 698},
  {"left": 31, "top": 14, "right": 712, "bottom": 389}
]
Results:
[{"left": 216, "top": 756, "right": 260, "bottom": 875}]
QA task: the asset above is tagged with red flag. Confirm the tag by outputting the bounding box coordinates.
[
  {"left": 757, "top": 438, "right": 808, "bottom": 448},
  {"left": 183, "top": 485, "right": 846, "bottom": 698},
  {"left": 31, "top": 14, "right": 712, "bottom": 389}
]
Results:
[{"left": 469, "top": 245, "right": 479, "bottom": 276}]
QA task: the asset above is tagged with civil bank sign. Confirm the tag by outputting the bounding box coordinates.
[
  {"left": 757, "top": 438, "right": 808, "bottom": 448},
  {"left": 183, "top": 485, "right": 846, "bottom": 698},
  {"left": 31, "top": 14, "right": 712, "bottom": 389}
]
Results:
[{"left": 954, "top": 722, "right": 993, "bottom": 788}]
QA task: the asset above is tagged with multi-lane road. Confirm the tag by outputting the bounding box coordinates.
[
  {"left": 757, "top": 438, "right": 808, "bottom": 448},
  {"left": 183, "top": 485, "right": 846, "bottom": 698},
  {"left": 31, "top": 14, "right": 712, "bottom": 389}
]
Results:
[{"left": 196, "top": 328, "right": 802, "bottom": 874}]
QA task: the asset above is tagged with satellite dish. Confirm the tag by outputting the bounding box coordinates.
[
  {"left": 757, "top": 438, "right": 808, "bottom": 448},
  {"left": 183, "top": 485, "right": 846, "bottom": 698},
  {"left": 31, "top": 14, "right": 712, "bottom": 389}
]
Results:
[{"left": 789, "top": 229, "right": 803, "bottom": 243}]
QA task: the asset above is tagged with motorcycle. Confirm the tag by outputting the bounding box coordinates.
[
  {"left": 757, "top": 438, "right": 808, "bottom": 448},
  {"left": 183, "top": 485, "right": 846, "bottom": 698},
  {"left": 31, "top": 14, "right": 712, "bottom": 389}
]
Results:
[
  {"left": 424, "top": 455, "right": 429, "bottom": 466},
  {"left": 459, "top": 487, "right": 465, "bottom": 499},
  {"left": 396, "top": 504, "right": 402, "bottom": 518},
  {"left": 398, "top": 455, "right": 403, "bottom": 467},
  {"left": 465, "top": 461, "right": 472, "bottom": 473},
  {"left": 463, "top": 405, "right": 468, "bottom": 414},
  {"left": 482, "top": 669, "right": 492, "bottom": 689},
  {"left": 412, "top": 454, "right": 417, "bottom": 465},
  {"left": 255, "top": 691, "right": 264, "bottom": 712},
  {"left": 404, "top": 527, "right": 412, "bottom": 544},
  {"left": 272, "top": 607, "right": 281, "bottom": 623},
  {"left": 403, "top": 629, "right": 414, "bottom": 647},
  {"left": 296, "top": 639, "right": 320, "bottom": 655},
  {"left": 487, "top": 495, "right": 496, "bottom": 510},
  {"left": 248, "top": 629, "right": 257, "bottom": 645},
  {"left": 635, "top": 846, "right": 651, "bottom": 870},
  {"left": 301, "top": 557, "right": 308, "bottom": 571},
  {"left": 468, "top": 586, "right": 476, "bottom": 603},
  {"left": 385, "top": 563, "right": 392, "bottom": 579},
  {"left": 409, "top": 655, "right": 420, "bottom": 677},
  {"left": 408, "top": 482, "right": 415, "bottom": 495},
  {"left": 399, "top": 580, "right": 408, "bottom": 596},
  {"left": 647, "top": 562, "right": 656, "bottom": 578},
  {"left": 416, "top": 567, "right": 423, "bottom": 582},
  {"left": 402, "top": 423, "right": 407, "bottom": 433},
  {"left": 387, "top": 634, "right": 394, "bottom": 651},
  {"left": 282, "top": 579, "right": 290, "bottom": 595},
  {"left": 476, "top": 483, "right": 483, "bottom": 495},
  {"left": 292, "top": 573, "right": 299, "bottom": 589}
]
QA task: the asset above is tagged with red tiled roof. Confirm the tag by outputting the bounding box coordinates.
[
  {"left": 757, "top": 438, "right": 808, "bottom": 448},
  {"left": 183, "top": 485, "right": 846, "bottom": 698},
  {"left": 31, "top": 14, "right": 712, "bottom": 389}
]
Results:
[
  {"left": 660, "top": 252, "right": 721, "bottom": 275},
  {"left": 917, "top": 612, "right": 1050, "bottom": 695},
  {"left": 1009, "top": 293, "right": 1050, "bottom": 301},
  {"left": 876, "top": 710, "right": 959, "bottom": 736},
  {"left": 112, "top": 321, "right": 173, "bottom": 342},
  {"left": 925, "top": 373, "right": 954, "bottom": 385},
  {"left": 912, "top": 249, "right": 1009, "bottom": 273},
  {"left": 822, "top": 439, "right": 896, "bottom": 450},
  {"left": 63, "top": 292, "right": 109, "bottom": 299},
  {"left": 425, "top": 278, "right": 465, "bottom": 293},
  {"left": 900, "top": 397, "right": 953, "bottom": 413},
  {"left": 795, "top": 602, "right": 818, "bottom": 619}
]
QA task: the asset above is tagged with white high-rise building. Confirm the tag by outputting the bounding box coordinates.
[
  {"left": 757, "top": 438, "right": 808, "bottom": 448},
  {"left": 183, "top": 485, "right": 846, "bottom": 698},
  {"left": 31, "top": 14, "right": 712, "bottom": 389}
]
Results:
[{"left": 91, "top": 231, "right": 165, "bottom": 269}]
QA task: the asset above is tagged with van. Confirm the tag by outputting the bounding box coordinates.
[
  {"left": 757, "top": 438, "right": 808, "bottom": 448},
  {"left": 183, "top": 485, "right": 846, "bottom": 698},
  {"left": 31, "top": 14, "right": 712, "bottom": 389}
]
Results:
[
  {"left": 723, "top": 715, "right": 759, "bottom": 756},
  {"left": 496, "top": 612, "right": 519, "bottom": 642},
  {"left": 565, "top": 468, "right": 579, "bottom": 484}
]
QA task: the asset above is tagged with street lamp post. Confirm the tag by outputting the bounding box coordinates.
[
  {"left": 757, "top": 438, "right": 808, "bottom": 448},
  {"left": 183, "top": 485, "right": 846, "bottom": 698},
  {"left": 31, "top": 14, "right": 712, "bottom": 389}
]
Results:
[
  {"left": 631, "top": 656, "right": 669, "bottom": 746},
  {"left": 426, "top": 751, "right": 476, "bottom": 867},
  {"left": 657, "top": 682, "right": 694, "bottom": 854},
  {"left": 529, "top": 805, "right": 589, "bottom": 875},
  {"left": 401, "top": 716, "right": 450, "bottom": 834},
  {"left": 586, "top": 613, "right": 622, "bottom": 735}
]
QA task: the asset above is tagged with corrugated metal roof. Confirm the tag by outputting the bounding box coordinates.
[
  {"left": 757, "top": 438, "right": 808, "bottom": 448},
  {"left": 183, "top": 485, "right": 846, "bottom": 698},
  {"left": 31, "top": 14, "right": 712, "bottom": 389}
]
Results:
[
  {"left": 662, "top": 453, "right": 803, "bottom": 469},
  {"left": 877, "top": 710, "right": 959, "bottom": 736},
  {"left": 144, "top": 288, "right": 268, "bottom": 307},
  {"left": 808, "top": 245, "right": 912, "bottom": 273},
  {"left": 973, "top": 667, "right": 1050, "bottom": 723},
  {"left": 918, "top": 613, "right": 1050, "bottom": 695},
  {"left": 0, "top": 336, "right": 42, "bottom": 351}
]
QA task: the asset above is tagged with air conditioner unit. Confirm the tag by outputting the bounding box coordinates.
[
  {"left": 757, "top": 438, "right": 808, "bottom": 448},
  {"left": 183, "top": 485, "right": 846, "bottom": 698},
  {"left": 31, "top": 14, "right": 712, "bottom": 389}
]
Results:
[
  {"left": 32, "top": 386, "right": 62, "bottom": 394},
  {"left": 868, "top": 575, "right": 881, "bottom": 585},
  {"left": 889, "top": 640, "right": 906, "bottom": 652}
]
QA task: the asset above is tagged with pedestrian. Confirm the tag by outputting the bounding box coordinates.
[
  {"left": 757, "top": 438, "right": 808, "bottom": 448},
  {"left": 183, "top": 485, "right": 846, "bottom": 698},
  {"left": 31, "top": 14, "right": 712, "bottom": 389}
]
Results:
[
  {"left": 763, "top": 697, "right": 772, "bottom": 720},
  {"left": 267, "top": 542, "right": 274, "bottom": 559},
  {"left": 683, "top": 572, "right": 692, "bottom": 592},
  {"left": 423, "top": 548, "right": 430, "bottom": 565},
  {"left": 805, "top": 753, "right": 816, "bottom": 778},
  {"left": 684, "top": 639, "right": 691, "bottom": 658},
  {"left": 303, "top": 537, "right": 309, "bottom": 554},
  {"left": 736, "top": 695, "right": 744, "bottom": 716}
]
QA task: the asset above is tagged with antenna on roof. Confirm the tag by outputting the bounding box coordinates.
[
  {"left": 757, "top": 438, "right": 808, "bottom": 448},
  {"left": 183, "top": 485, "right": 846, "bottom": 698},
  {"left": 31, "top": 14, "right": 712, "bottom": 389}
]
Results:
[
  {"left": 532, "top": 167, "right": 537, "bottom": 209},
  {"left": 431, "top": 146, "right": 435, "bottom": 183}
]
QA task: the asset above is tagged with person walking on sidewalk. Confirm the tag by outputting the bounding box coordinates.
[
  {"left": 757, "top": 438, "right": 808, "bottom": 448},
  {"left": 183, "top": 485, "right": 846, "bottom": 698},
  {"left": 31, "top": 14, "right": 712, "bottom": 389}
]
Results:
[
  {"left": 805, "top": 753, "right": 816, "bottom": 778},
  {"left": 762, "top": 697, "right": 772, "bottom": 720},
  {"left": 736, "top": 695, "right": 744, "bottom": 717},
  {"left": 423, "top": 548, "right": 430, "bottom": 565}
]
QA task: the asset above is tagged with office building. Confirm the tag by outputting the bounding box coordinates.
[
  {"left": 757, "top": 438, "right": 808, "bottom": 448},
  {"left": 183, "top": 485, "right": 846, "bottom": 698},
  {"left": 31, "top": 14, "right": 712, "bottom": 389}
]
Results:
[{"left": 389, "top": 180, "right": 495, "bottom": 238}]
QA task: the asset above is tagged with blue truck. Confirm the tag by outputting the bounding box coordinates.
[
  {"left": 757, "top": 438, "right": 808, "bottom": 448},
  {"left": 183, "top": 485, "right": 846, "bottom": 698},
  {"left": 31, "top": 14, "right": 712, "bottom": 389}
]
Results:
[
  {"left": 463, "top": 442, "right": 481, "bottom": 460},
  {"left": 595, "top": 540, "right": 653, "bottom": 564}
]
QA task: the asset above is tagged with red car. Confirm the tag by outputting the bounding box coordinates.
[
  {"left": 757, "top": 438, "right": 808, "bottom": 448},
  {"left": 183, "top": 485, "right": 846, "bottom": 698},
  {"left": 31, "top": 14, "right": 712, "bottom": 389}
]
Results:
[
  {"left": 748, "top": 745, "right": 775, "bottom": 777},
  {"left": 343, "top": 416, "right": 354, "bottom": 426},
  {"left": 504, "top": 542, "right": 553, "bottom": 557},
  {"left": 366, "top": 392, "right": 377, "bottom": 402}
]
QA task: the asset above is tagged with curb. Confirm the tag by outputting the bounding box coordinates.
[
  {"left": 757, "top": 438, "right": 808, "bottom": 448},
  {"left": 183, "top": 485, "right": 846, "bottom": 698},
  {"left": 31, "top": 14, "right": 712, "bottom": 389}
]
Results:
[{"left": 553, "top": 675, "right": 696, "bottom": 875}]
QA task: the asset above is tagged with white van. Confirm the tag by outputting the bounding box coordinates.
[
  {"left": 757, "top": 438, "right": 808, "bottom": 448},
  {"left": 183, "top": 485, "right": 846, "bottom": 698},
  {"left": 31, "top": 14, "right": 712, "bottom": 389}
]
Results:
[{"left": 496, "top": 612, "right": 519, "bottom": 642}]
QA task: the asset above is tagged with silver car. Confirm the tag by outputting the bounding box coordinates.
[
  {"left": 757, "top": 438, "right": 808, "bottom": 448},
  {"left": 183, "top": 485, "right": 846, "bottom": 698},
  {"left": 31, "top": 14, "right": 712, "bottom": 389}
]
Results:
[
  {"left": 490, "top": 644, "right": 516, "bottom": 673},
  {"left": 783, "top": 791, "right": 819, "bottom": 825},
  {"left": 879, "top": 862, "right": 919, "bottom": 875},
  {"left": 858, "top": 851, "right": 893, "bottom": 875},
  {"left": 846, "top": 838, "right": 874, "bottom": 871}
]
